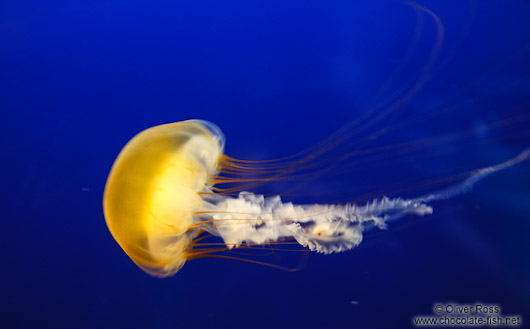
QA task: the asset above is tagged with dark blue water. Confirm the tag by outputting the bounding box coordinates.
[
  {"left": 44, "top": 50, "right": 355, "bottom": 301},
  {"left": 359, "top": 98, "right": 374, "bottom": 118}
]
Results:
[{"left": 2, "top": 1, "right": 530, "bottom": 328}]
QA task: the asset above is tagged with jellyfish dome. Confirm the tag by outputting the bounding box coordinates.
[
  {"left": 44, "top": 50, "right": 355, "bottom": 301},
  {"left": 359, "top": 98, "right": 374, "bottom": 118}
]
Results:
[
  {"left": 103, "top": 120, "right": 225, "bottom": 277},
  {"left": 103, "top": 120, "right": 530, "bottom": 278}
]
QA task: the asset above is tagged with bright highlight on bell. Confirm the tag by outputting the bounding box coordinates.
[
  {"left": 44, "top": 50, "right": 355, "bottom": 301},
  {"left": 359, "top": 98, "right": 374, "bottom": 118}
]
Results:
[{"left": 103, "top": 120, "right": 530, "bottom": 278}]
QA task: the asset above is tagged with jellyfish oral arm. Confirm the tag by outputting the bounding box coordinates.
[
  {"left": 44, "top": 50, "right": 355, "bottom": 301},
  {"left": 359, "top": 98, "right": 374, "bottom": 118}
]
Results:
[
  {"left": 198, "top": 193, "right": 433, "bottom": 253},
  {"left": 197, "top": 148, "right": 530, "bottom": 254}
]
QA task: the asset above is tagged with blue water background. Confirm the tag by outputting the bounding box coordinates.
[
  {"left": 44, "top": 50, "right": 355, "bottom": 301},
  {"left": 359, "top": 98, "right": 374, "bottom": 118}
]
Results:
[{"left": 1, "top": 1, "right": 530, "bottom": 328}]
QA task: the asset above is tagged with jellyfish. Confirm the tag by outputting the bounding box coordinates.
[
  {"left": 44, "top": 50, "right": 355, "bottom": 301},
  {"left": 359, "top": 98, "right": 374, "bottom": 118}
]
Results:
[{"left": 103, "top": 120, "right": 529, "bottom": 278}]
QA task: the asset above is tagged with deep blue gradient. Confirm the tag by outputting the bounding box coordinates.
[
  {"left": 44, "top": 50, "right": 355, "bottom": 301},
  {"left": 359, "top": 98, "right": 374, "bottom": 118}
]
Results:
[{"left": 1, "top": 1, "right": 530, "bottom": 328}]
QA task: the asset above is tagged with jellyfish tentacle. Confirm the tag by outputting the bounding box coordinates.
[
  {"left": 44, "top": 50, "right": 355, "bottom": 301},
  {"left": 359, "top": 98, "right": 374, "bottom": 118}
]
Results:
[{"left": 414, "top": 147, "right": 530, "bottom": 203}]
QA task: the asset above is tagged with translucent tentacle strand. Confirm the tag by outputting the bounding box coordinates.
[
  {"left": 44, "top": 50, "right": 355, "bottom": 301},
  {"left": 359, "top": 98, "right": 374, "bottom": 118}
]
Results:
[{"left": 414, "top": 147, "right": 530, "bottom": 203}]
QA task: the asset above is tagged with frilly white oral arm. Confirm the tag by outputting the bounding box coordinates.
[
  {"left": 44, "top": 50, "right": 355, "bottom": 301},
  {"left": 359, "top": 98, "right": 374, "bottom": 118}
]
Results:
[{"left": 197, "top": 148, "right": 529, "bottom": 254}]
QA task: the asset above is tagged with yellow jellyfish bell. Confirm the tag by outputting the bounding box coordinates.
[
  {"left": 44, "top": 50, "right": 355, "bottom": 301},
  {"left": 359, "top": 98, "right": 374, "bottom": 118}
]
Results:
[
  {"left": 104, "top": 120, "right": 529, "bottom": 278},
  {"left": 103, "top": 120, "right": 225, "bottom": 277}
]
